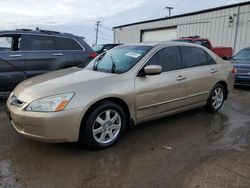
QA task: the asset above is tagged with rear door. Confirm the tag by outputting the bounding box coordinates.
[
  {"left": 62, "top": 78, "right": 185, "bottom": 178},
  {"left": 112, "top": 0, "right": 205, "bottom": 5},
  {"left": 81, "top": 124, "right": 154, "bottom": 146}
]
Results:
[
  {"left": 56, "top": 37, "right": 89, "bottom": 68},
  {"left": 0, "top": 34, "right": 26, "bottom": 92},
  {"left": 135, "top": 46, "right": 190, "bottom": 122},
  {"left": 179, "top": 46, "right": 219, "bottom": 105},
  {"left": 23, "top": 35, "right": 65, "bottom": 77}
]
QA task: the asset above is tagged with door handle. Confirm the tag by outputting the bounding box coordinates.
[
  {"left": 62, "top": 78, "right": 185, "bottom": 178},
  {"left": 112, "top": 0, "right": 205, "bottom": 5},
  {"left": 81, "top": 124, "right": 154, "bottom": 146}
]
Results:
[
  {"left": 176, "top": 75, "right": 187, "bottom": 81},
  {"left": 210, "top": 69, "right": 218, "bottom": 73},
  {"left": 53, "top": 53, "right": 63, "bottom": 56},
  {"left": 9, "top": 54, "right": 22, "bottom": 57}
]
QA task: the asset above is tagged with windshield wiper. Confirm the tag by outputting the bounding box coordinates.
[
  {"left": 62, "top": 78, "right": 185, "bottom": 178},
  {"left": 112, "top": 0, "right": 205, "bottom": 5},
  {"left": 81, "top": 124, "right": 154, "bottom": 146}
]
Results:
[{"left": 110, "top": 56, "right": 116, "bottom": 73}]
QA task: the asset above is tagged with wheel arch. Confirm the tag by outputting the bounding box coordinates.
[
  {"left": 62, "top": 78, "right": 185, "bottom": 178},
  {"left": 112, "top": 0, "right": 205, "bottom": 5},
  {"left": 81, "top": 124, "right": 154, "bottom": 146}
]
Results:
[
  {"left": 79, "top": 97, "right": 132, "bottom": 136},
  {"left": 216, "top": 81, "right": 228, "bottom": 100}
]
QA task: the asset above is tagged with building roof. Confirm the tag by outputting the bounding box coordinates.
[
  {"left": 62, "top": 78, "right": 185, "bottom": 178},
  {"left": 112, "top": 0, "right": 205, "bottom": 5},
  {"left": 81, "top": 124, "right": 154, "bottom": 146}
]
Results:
[{"left": 113, "top": 1, "right": 250, "bottom": 29}]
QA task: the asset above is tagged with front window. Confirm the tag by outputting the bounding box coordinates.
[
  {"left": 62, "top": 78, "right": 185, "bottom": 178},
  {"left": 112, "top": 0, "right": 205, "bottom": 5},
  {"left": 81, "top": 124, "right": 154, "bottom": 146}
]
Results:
[
  {"left": 0, "top": 35, "right": 22, "bottom": 51},
  {"left": 86, "top": 45, "right": 152, "bottom": 74},
  {"left": 0, "top": 36, "right": 12, "bottom": 51},
  {"left": 233, "top": 49, "right": 250, "bottom": 61}
]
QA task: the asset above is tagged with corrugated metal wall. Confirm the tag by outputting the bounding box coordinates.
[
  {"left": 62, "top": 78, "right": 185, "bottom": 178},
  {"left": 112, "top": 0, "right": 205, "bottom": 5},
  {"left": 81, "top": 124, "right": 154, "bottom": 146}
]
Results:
[{"left": 114, "top": 4, "right": 250, "bottom": 53}]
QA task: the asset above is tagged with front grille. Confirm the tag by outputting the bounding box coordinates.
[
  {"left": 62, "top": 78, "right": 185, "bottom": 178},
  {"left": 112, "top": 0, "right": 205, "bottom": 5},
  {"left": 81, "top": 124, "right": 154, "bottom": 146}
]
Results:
[{"left": 236, "top": 68, "right": 250, "bottom": 74}]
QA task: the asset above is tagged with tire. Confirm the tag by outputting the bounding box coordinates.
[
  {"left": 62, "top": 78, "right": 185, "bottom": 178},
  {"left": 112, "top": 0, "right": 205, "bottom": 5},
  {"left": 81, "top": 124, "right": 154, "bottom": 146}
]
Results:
[
  {"left": 79, "top": 102, "right": 126, "bottom": 149},
  {"left": 205, "top": 83, "right": 226, "bottom": 112}
]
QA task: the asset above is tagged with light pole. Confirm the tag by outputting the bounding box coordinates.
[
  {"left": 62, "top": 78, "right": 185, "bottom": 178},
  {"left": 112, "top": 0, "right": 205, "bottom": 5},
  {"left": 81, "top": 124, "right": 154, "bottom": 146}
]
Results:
[
  {"left": 165, "top": 7, "right": 174, "bottom": 17},
  {"left": 95, "top": 21, "right": 101, "bottom": 46}
]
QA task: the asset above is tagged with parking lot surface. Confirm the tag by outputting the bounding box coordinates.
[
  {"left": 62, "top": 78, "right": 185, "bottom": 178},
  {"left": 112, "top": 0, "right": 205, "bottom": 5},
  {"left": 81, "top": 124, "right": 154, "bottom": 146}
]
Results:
[{"left": 0, "top": 88, "right": 250, "bottom": 188}]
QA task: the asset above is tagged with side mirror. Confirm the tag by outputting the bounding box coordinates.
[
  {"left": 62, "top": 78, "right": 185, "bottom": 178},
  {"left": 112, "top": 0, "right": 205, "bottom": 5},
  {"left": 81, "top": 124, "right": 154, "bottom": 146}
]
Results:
[
  {"left": 143, "top": 65, "right": 162, "bottom": 76},
  {"left": 103, "top": 49, "right": 108, "bottom": 52}
]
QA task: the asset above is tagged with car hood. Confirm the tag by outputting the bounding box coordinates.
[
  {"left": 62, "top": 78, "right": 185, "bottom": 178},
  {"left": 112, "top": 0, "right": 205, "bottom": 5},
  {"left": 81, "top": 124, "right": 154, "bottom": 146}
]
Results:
[
  {"left": 13, "top": 67, "right": 114, "bottom": 102},
  {"left": 232, "top": 60, "right": 250, "bottom": 68}
]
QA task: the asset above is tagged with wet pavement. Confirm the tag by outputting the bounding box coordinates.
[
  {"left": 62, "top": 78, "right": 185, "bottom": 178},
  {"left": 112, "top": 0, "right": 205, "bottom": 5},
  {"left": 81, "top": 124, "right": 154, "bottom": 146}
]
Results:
[{"left": 0, "top": 88, "right": 250, "bottom": 188}]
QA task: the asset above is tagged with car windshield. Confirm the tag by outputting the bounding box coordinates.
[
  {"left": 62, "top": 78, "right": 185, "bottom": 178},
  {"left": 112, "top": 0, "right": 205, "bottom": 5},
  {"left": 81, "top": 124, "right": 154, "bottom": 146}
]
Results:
[
  {"left": 93, "top": 45, "right": 104, "bottom": 52},
  {"left": 86, "top": 45, "right": 152, "bottom": 74},
  {"left": 233, "top": 49, "right": 250, "bottom": 61}
]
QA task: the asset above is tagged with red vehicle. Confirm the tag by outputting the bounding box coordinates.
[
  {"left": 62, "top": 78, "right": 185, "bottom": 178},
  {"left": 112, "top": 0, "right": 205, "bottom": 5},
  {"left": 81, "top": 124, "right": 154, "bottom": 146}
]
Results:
[{"left": 174, "top": 36, "right": 233, "bottom": 60}]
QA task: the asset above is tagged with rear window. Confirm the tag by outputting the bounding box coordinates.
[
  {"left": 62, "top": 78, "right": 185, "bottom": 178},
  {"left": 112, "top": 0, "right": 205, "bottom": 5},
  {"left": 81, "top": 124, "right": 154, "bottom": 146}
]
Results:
[
  {"left": 194, "top": 41, "right": 210, "bottom": 49},
  {"left": 25, "top": 35, "right": 56, "bottom": 51},
  {"left": 181, "top": 46, "right": 209, "bottom": 68},
  {"left": 56, "top": 37, "right": 83, "bottom": 50}
]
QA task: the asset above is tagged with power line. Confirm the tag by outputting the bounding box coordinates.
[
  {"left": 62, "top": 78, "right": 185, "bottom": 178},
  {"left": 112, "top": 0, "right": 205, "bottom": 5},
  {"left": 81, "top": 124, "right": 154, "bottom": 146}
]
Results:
[{"left": 101, "top": 24, "right": 112, "bottom": 31}]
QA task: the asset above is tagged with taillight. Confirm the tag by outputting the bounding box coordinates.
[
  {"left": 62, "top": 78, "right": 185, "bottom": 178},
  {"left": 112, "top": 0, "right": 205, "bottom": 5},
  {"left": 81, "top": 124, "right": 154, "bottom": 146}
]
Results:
[
  {"left": 89, "top": 52, "right": 97, "bottom": 59},
  {"left": 232, "top": 68, "right": 237, "bottom": 74}
]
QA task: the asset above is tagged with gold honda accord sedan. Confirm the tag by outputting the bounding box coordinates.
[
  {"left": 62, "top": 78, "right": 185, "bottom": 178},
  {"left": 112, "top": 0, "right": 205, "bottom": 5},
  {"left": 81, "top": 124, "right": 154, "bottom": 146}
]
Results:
[{"left": 6, "top": 42, "right": 235, "bottom": 149}]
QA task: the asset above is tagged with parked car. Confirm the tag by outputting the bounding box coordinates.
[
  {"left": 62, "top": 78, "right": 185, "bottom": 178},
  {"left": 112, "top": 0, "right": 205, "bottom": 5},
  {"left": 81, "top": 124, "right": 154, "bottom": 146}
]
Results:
[
  {"left": 6, "top": 42, "right": 235, "bottom": 149},
  {"left": 93, "top": 43, "right": 121, "bottom": 55},
  {"left": 231, "top": 47, "right": 250, "bottom": 86},
  {"left": 0, "top": 29, "right": 96, "bottom": 97},
  {"left": 173, "top": 36, "right": 233, "bottom": 60}
]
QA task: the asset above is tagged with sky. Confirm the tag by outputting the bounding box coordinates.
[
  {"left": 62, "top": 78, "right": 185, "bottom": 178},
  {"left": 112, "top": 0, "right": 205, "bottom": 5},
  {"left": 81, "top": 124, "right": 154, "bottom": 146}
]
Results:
[{"left": 0, "top": 0, "right": 248, "bottom": 46}]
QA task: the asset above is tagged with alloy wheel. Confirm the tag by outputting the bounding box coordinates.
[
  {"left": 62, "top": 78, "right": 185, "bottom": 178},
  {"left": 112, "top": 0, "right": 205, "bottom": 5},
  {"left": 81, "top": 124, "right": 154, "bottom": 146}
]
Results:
[
  {"left": 212, "top": 87, "right": 224, "bottom": 110},
  {"left": 92, "top": 110, "right": 122, "bottom": 144}
]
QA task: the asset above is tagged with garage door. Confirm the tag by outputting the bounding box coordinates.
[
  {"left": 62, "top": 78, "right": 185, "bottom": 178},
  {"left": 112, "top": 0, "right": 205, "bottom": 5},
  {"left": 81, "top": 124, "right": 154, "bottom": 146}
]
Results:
[{"left": 142, "top": 27, "right": 177, "bottom": 42}]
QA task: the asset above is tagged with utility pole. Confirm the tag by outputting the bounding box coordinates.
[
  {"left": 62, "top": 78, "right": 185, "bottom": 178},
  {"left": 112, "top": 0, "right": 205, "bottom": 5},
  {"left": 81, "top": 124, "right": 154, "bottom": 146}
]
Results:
[
  {"left": 165, "top": 7, "right": 174, "bottom": 17},
  {"left": 95, "top": 21, "right": 101, "bottom": 46}
]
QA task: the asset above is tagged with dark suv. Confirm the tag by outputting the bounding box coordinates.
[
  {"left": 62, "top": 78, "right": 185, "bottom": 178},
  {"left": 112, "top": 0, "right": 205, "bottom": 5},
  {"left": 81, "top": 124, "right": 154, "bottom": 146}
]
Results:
[{"left": 0, "top": 29, "right": 96, "bottom": 96}]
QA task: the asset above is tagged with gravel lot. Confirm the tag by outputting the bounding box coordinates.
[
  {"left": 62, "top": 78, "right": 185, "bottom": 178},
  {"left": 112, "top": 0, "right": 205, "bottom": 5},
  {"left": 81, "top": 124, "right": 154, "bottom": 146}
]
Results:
[{"left": 0, "top": 88, "right": 250, "bottom": 188}]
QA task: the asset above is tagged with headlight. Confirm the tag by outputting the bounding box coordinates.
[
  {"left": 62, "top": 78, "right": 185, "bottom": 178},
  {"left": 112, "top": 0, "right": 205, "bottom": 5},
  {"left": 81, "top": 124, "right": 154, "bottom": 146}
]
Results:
[{"left": 25, "top": 93, "right": 74, "bottom": 112}]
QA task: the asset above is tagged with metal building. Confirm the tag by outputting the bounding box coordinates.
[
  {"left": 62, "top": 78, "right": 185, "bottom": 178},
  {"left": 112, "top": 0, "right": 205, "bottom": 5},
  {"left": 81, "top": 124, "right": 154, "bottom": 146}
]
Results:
[{"left": 113, "top": 2, "right": 250, "bottom": 53}]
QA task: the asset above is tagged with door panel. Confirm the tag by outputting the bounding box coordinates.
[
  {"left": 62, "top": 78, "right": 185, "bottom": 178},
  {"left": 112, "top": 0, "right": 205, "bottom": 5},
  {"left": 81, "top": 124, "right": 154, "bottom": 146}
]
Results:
[
  {"left": 180, "top": 46, "right": 220, "bottom": 105},
  {"left": 0, "top": 34, "right": 26, "bottom": 92},
  {"left": 0, "top": 52, "right": 26, "bottom": 92},
  {"left": 24, "top": 51, "right": 65, "bottom": 77},
  {"left": 180, "top": 65, "right": 219, "bottom": 106},
  {"left": 55, "top": 37, "right": 89, "bottom": 68},
  {"left": 23, "top": 35, "right": 66, "bottom": 77},
  {"left": 135, "top": 70, "right": 190, "bottom": 122}
]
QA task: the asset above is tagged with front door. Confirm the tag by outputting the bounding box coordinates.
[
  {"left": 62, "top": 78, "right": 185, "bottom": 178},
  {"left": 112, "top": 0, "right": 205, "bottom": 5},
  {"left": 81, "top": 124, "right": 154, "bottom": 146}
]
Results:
[
  {"left": 135, "top": 46, "right": 190, "bottom": 122},
  {"left": 0, "top": 34, "right": 26, "bottom": 92}
]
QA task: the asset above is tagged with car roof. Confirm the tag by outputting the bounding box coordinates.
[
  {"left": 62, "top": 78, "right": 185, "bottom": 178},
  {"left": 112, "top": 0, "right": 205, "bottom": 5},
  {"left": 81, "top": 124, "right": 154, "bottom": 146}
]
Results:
[
  {"left": 0, "top": 29, "right": 79, "bottom": 38},
  {"left": 121, "top": 41, "right": 205, "bottom": 48},
  {"left": 176, "top": 37, "right": 209, "bottom": 41}
]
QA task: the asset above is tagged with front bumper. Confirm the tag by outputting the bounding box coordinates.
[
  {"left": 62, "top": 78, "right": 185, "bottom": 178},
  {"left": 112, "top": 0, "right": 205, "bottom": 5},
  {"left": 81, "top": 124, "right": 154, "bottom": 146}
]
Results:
[
  {"left": 235, "top": 74, "right": 250, "bottom": 86},
  {"left": 6, "top": 103, "right": 84, "bottom": 143}
]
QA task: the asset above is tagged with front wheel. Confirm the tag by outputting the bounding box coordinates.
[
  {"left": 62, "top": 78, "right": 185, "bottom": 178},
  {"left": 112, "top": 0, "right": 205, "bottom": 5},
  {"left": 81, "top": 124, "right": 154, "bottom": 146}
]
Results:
[
  {"left": 205, "top": 84, "right": 225, "bottom": 112},
  {"left": 79, "top": 102, "right": 126, "bottom": 149}
]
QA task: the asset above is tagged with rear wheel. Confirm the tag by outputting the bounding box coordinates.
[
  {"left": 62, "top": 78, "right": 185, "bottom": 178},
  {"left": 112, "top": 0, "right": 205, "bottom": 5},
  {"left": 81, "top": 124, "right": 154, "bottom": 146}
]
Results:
[
  {"left": 79, "top": 102, "right": 126, "bottom": 149},
  {"left": 205, "top": 83, "right": 225, "bottom": 112}
]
